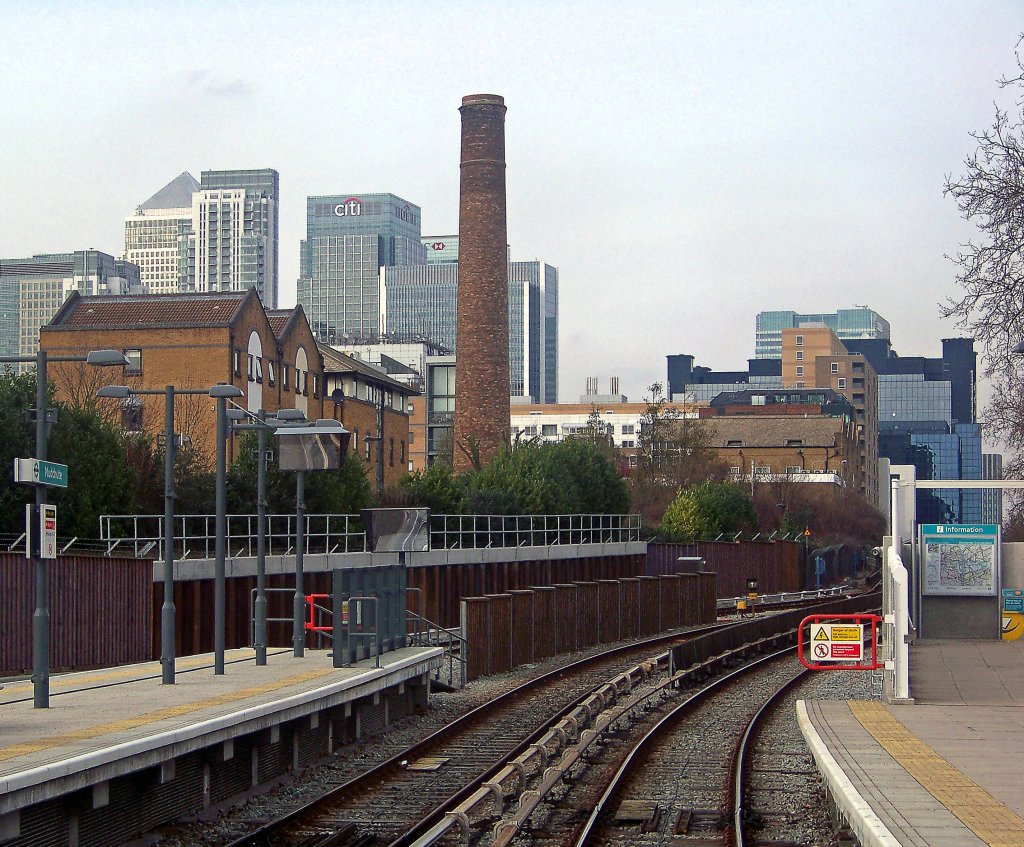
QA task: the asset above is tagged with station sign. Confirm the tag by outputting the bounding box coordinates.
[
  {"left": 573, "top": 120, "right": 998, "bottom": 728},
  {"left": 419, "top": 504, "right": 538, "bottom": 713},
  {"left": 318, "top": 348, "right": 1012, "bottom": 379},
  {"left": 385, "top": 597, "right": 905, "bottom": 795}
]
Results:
[
  {"left": 25, "top": 503, "right": 57, "bottom": 559},
  {"left": 13, "top": 458, "right": 69, "bottom": 488},
  {"left": 810, "top": 622, "right": 864, "bottom": 661}
]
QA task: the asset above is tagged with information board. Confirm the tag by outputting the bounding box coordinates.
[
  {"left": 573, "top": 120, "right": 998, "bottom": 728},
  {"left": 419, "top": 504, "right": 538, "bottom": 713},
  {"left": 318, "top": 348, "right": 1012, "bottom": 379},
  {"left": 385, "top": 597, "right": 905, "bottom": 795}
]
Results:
[{"left": 920, "top": 524, "right": 999, "bottom": 597}]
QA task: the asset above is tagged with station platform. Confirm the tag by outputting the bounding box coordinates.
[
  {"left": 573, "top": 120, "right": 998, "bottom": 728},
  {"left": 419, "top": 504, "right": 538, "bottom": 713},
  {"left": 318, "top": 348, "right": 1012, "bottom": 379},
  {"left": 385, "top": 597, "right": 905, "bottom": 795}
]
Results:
[
  {"left": 0, "top": 645, "right": 442, "bottom": 846},
  {"left": 798, "top": 639, "right": 1024, "bottom": 847}
]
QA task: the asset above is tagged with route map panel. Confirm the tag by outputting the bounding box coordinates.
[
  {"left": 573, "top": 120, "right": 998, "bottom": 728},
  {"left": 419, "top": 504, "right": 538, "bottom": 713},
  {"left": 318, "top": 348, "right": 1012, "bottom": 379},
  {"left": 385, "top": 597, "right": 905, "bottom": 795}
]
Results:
[{"left": 920, "top": 524, "right": 999, "bottom": 597}]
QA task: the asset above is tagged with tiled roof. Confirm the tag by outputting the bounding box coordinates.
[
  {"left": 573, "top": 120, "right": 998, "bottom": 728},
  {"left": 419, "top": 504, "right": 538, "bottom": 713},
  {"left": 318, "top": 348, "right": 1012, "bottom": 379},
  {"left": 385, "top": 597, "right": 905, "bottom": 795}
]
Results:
[
  {"left": 266, "top": 309, "right": 295, "bottom": 338},
  {"left": 48, "top": 291, "right": 250, "bottom": 329},
  {"left": 708, "top": 416, "right": 844, "bottom": 448}
]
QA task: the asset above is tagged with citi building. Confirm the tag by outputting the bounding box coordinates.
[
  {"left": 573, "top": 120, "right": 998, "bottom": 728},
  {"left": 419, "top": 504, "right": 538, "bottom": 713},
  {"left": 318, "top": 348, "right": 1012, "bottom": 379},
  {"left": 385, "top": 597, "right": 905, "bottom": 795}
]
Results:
[{"left": 297, "top": 193, "right": 426, "bottom": 341}]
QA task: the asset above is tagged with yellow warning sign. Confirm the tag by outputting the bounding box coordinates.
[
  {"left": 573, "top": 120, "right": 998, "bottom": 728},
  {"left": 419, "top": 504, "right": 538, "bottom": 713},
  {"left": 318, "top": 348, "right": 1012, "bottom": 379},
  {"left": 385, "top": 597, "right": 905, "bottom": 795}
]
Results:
[
  {"left": 813, "top": 628, "right": 830, "bottom": 641},
  {"left": 830, "top": 626, "right": 861, "bottom": 642}
]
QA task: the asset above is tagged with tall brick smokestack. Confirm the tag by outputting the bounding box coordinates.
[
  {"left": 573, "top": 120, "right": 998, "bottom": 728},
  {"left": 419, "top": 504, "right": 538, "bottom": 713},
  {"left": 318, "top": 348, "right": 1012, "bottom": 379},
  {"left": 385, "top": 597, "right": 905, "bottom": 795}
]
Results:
[{"left": 453, "top": 93, "right": 510, "bottom": 471}]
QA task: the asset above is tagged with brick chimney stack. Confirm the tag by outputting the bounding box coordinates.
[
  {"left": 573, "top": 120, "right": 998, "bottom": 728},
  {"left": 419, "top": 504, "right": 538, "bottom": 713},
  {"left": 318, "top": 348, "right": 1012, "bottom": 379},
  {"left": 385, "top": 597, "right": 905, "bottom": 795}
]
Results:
[{"left": 453, "top": 93, "right": 510, "bottom": 471}]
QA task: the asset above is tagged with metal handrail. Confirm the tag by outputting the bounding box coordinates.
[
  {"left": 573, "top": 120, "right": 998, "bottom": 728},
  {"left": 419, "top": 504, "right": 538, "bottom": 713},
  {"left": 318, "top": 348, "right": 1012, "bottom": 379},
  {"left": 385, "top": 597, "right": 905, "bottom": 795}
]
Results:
[{"left": 99, "top": 512, "right": 643, "bottom": 558}]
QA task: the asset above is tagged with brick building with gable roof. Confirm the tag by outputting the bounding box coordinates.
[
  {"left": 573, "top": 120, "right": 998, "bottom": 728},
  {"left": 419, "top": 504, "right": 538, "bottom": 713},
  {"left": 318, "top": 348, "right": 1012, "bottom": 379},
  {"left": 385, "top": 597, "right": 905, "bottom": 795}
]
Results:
[{"left": 40, "top": 290, "right": 328, "bottom": 465}]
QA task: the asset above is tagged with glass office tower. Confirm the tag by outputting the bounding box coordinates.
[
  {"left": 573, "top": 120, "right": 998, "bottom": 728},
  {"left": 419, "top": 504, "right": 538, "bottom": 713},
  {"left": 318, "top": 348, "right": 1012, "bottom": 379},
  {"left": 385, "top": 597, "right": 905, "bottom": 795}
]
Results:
[
  {"left": 0, "top": 251, "right": 142, "bottom": 360},
  {"left": 298, "top": 194, "right": 425, "bottom": 340},
  {"left": 857, "top": 337, "right": 982, "bottom": 524},
  {"left": 381, "top": 257, "right": 559, "bottom": 403},
  {"left": 755, "top": 308, "right": 890, "bottom": 359}
]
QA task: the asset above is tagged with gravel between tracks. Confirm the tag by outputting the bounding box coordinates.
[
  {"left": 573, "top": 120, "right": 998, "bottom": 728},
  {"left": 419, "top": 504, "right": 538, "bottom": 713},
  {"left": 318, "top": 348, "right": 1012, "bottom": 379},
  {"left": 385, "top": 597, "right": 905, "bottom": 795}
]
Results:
[{"left": 148, "top": 634, "right": 880, "bottom": 847}]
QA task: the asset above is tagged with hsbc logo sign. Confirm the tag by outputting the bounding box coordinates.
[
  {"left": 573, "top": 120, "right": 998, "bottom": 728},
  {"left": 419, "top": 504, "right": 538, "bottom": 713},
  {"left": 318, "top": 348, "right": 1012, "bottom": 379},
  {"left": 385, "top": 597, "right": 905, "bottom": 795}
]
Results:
[
  {"left": 429, "top": 242, "right": 446, "bottom": 251},
  {"left": 334, "top": 197, "right": 362, "bottom": 217}
]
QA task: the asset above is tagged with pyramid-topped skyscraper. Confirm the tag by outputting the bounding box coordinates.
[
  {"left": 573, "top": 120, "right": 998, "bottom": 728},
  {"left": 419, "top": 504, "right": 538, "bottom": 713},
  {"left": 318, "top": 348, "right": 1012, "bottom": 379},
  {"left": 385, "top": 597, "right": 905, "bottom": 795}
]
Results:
[{"left": 124, "top": 172, "right": 199, "bottom": 294}]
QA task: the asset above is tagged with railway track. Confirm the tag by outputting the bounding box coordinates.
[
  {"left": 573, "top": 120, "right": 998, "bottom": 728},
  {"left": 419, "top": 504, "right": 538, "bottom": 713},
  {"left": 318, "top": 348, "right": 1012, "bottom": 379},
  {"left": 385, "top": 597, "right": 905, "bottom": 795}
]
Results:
[
  {"left": 215, "top": 593, "right": 877, "bottom": 847},
  {"left": 220, "top": 625, "right": 721, "bottom": 847}
]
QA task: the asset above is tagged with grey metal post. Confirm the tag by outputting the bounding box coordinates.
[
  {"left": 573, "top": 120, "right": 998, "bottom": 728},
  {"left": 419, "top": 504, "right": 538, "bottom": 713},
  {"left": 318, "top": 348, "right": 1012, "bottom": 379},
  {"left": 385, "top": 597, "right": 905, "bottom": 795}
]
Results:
[
  {"left": 376, "top": 391, "right": 385, "bottom": 496},
  {"left": 215, "top": 394, "right": 227, "bottom": 674},
  {"left": 255, "top": 410, "right": 268, "bottom": 665},
  {"left": 293, "top": 469, "right": 306, "bottom": 657},
  {"left": 32, "top": 349, "right": 49, "bottom": 708},
  {"left": 161, "top": 385, "right": 176, "bottom": 684}
]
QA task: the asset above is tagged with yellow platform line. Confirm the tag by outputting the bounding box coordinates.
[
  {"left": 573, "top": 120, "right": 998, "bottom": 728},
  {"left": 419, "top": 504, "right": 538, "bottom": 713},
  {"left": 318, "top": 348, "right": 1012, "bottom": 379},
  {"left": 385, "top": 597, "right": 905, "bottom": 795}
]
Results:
[
  {"left": 1, "top": 650, "right": 258, "bottom": 695},
  {"left": 850, "top": 700, "right": 1024, "bottom": 847},
  {"left": 0, "top": 668, "right": 335, "bottom": 763}
]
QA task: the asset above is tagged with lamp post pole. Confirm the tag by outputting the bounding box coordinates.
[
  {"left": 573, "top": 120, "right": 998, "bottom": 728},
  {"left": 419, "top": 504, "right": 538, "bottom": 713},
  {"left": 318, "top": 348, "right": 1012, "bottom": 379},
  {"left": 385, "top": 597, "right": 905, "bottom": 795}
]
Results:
[
  {"left": 293, "top": 469, "right": 306, "bottom": 658},
  {"left": 98, "top": 383, "right": 210, "bottom": 684},
  {"left": 255, "top": 410, "right": 268, "bottom": 665},
  {"left": 161, "top": 386, "right": 176, "bottom": 684},
  {"left": 2, "top": 348, "right": 127, "bottom": 708},
  {"left": 33, "top": 350, "right": 49, "bottom": 708},
  {"left": 214, "top": 392, "right": 228, "bottom": 674}
]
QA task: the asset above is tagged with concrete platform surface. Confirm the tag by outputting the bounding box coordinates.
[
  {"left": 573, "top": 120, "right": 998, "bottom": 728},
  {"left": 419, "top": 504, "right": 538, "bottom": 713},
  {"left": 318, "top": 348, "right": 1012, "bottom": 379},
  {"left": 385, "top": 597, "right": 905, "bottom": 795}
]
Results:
[
  {"left": 799, "top": 639, "right": 1024, "bottom": 847},
  {"left": 0, "top": 645, "right": 442, "bottom": 812}
]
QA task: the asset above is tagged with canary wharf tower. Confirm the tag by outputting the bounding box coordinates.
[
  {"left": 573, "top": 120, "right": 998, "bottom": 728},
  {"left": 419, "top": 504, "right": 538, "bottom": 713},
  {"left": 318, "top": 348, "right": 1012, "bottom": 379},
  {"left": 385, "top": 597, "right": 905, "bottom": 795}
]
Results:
[{"left": 297, "top": 193, "right": 425, "bottom": 341}]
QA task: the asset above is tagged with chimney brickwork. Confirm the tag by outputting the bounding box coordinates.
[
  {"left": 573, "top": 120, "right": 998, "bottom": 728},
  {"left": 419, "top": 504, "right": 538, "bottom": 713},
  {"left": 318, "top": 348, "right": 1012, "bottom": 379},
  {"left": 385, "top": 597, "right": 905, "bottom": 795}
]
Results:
[{"left": 453, "top": 93, "right": 511, "bottom": 471}]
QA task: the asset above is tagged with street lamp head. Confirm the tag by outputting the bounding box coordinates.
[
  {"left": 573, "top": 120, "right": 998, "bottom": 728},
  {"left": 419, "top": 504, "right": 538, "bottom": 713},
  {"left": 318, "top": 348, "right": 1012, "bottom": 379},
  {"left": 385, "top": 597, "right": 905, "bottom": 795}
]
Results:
[
  {"left": 208, "top": 383, "right": 244, "bottom": 399},
  {"left": 1013, "top": 341, "right": 1024, "bottom": 355},
  {"left": 86, "top": 349, "right": 130, "bottom": 367},
  {"left": 313, "top": 418, "right": 346, "bottom": 431},
  {"left": 226, "top": 408, "right": 248, "bottom": 421},
  {"left": 274, "top": 408, "right": 305, "bottom": 422},
  {"left": 96, "top": 385, "right": 132, "bottom": 399}
]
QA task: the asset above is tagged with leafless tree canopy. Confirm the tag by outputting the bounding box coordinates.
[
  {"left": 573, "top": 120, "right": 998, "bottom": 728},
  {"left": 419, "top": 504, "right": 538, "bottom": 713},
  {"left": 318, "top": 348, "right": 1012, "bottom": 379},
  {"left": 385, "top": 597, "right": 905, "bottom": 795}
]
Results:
[{"left": 942, "top": 37, "right": 1024, "bottom": 497}]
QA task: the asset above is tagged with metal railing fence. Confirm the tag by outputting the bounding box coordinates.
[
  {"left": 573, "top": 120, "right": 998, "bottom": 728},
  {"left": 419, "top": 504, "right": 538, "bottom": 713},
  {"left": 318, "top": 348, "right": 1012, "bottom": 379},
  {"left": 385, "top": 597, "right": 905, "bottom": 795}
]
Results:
[{"left": 98, "top": 513, "right": 642, "bottom": 559}]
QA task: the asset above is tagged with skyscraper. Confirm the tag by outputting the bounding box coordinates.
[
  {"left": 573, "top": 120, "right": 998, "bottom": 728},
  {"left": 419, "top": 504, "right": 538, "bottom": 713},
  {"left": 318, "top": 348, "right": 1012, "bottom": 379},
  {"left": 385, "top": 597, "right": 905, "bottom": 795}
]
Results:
[
  {"left": 755, "top": 308, "right": 890, "bottom": 359},
  {"left": 193, "top": 169, "right": 279, "bottom": 307},
  {"left": 123, "top": 172, "right": 198, "bottom": 294},
  {"left": 297, "top": 193, "right": 425, "bottom": 341},
  {"left": 123, "top": 168, "right": 279, "bottom": 306},
  {"left": 381, "top": 256, "right": 559, "bottom": 403}
]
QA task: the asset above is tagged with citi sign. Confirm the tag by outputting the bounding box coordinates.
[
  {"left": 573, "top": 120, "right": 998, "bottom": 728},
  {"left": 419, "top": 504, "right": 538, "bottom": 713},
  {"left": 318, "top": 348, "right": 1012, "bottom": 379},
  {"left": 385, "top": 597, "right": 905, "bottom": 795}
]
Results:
[{"left": 333, "top": 197, "right": 362, "bottom": 217}]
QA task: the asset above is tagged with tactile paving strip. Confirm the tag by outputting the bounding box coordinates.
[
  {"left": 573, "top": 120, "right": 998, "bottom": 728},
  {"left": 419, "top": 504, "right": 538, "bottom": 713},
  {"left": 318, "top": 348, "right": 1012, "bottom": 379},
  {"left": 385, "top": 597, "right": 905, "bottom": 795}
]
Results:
[{"left": 850, "top": 700, "right": 1024, "bottom": 847}]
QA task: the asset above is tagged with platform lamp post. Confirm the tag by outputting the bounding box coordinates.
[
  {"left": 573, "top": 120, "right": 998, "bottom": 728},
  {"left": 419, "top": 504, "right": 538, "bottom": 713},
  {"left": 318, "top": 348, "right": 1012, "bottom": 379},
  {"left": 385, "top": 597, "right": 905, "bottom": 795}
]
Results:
[
  {"left": 226, "top": 406, "right": 306, "bottom": 665},
  {"left": 1, "top": 348, "right": 128, "bottom": 708},
  {"left": 210, "top": 383, "right": 245, "bottom": 674},
  {"left": 96, "top": 384, "right": 210, "bottom": 685}
]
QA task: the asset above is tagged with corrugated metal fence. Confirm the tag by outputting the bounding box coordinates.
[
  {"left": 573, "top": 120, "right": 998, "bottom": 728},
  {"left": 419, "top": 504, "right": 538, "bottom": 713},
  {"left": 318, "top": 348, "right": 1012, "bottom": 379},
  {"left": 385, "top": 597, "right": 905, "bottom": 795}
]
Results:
[
  {"left": 646, "top": 540, "right": 804, "bottom": 596},
  {"left": 460, "top": 572, "right": 717, "bottom": 682},
  {"left": 0, "top": 553, "right": 152, "bottom": 676}
]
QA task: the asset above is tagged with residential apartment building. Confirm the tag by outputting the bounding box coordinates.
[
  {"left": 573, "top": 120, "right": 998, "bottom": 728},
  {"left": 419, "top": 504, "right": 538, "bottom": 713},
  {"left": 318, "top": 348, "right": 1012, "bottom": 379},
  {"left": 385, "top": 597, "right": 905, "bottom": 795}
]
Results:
[
  {"left": 40, "top": 289, "right": 325, "bottom": 464},
  {"left": 319, "top": 344, "right": 416, "bottom": 492},
  {"left": 780, "top": 327, "right": 878, "bottom": 503}
]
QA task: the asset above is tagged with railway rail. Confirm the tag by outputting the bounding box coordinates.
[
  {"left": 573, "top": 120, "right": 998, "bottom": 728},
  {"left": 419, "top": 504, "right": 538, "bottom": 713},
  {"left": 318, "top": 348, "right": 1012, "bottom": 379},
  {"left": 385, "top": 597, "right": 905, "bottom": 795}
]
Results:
[{"left": 206, "top": 593, "right": 878, "bottom": 847}]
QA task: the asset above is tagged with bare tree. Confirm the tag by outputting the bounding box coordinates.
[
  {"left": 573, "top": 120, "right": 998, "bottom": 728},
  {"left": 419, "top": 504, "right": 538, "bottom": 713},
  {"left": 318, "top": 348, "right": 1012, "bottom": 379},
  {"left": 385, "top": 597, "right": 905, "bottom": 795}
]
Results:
[
  {"left": 632, "top": 382, "right": 726, "bottom": 525},
  {"left": 942, "top": 37, "right": 1024, "bottom": 494}
]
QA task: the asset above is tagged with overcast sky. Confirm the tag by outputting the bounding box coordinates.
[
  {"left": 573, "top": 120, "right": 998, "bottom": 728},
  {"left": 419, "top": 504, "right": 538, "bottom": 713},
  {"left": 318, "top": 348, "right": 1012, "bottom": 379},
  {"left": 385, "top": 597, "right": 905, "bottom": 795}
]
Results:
[{"left": 2, "top": 1, "right": 1020, "bottom": 411}]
